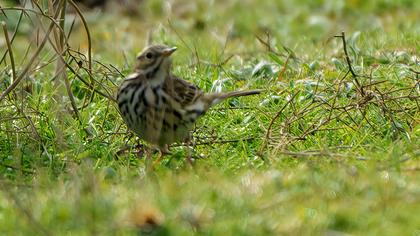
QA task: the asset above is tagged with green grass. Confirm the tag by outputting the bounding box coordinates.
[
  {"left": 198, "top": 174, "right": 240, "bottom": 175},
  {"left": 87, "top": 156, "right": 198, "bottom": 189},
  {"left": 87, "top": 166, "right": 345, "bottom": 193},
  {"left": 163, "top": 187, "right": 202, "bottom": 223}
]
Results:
[{"left": 0, "top": 0, "right": 419, "bottom": 235}]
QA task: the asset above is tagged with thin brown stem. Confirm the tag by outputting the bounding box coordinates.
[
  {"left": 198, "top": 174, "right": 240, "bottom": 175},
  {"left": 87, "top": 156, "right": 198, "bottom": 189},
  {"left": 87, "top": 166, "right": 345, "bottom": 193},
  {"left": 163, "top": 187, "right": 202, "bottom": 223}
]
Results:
[
  {"left": 67, "top": 0, "right": 92, "bottom": 74},
  {"left": 335, "top": 31, "right": 364, "bottom": 96},
  {"left": 0, "top": 1, "right": 64, "bottom": 103},
  {"left": 1, "top": 21, "right": 16, "bottom": 81},
  {"left": 0, "top": 10, "right": 23, "bottom": 65}
]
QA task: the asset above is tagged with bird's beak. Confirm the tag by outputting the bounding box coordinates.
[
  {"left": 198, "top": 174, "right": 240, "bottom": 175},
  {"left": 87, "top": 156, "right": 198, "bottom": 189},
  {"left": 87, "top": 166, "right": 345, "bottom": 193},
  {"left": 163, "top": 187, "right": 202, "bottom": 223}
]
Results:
[{"left": 161, "top": 47, "right": 177, "bottom": 57}]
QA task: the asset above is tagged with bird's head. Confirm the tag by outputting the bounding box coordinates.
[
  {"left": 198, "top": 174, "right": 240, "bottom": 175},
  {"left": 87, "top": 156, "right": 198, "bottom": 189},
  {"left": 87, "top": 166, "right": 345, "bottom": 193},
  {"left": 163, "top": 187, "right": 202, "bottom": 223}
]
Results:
[{"left": 134, "top": 45, "right": 177, "bottom": 77}]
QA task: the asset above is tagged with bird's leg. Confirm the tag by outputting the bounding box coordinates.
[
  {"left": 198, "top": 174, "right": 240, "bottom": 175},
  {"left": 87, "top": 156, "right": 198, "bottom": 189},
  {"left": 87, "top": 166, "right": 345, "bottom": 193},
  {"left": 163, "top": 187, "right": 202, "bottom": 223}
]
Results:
[
  {"left": 135, "top": 138, "right": 145, "bottom": 158},
  {"left": 152, "top": 145, "right": 170, "bottom": 167},
  {"left": 145, "top": 145, "right": 154, "bottom": 172},
  {"left": 185, "top": 138, "right": 194, "bottom": 166}
]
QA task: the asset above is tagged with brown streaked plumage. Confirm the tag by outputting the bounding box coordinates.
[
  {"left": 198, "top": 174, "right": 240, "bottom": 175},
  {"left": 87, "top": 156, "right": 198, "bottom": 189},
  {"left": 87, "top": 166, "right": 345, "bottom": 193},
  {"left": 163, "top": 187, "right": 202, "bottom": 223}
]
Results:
[{"left": 117, "top": 45, "right": 261, "bottom": 158}]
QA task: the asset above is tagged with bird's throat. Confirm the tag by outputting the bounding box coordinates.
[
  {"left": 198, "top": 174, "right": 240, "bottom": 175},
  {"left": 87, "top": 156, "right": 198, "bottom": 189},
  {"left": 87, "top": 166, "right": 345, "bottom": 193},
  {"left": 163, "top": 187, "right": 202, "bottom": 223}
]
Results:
[{"left": 139, "top": 58, "right": 169, "bottom": 86}]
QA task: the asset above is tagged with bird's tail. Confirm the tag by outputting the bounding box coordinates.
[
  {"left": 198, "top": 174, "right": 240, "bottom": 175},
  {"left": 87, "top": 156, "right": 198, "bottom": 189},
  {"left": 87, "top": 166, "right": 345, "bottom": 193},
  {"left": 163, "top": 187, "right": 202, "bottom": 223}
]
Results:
[
  {"left": 208, "top": 89, "right": 263, "bottom": 106},
  {"left": 220, "top": 89, "right": 263, "bottom": 99}
]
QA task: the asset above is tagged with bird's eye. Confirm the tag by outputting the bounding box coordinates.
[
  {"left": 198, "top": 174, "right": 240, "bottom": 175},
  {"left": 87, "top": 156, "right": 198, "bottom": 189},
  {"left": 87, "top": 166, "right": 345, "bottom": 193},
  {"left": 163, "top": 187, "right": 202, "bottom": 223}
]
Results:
[{"left": 146, "top": 52, "right": 153, "bottom": 59}]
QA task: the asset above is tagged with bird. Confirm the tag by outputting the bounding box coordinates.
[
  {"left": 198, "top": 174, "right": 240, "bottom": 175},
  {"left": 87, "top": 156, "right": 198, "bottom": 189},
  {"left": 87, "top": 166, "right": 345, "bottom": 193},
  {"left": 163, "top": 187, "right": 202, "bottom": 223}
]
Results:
[{"left": 117, "top": 44, "right": 261, "bottom": 164}]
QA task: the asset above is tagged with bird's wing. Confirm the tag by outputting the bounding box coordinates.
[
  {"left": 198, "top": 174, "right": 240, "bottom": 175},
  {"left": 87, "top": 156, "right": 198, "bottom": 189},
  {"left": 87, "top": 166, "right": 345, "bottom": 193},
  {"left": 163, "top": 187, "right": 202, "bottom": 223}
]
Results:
[{"left": 164, "top": 75, "right": 204, "bottom": 106}]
